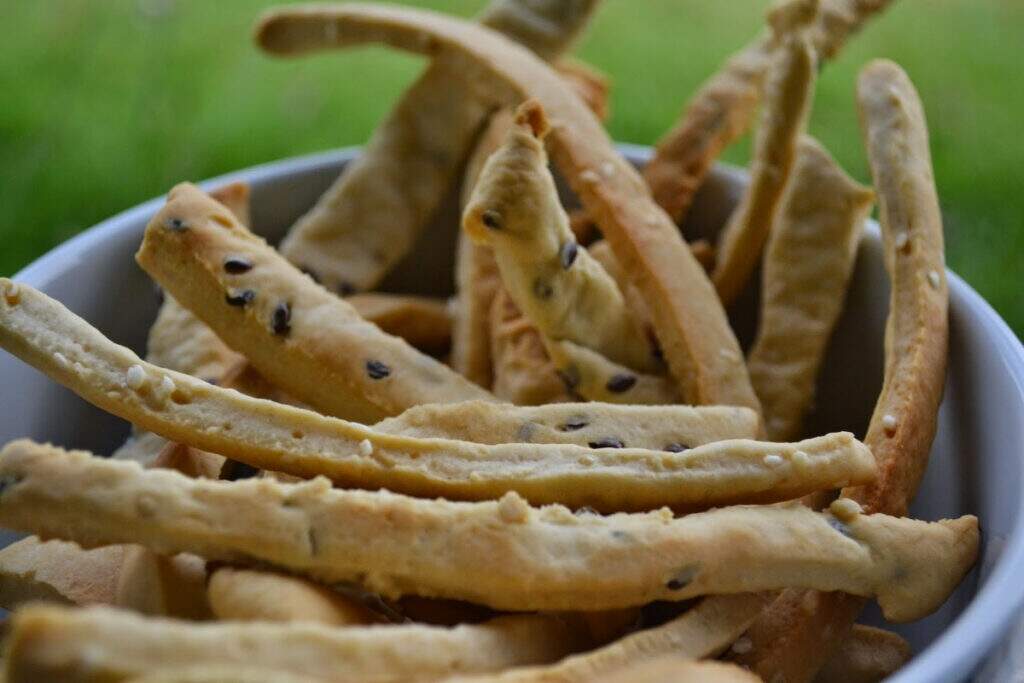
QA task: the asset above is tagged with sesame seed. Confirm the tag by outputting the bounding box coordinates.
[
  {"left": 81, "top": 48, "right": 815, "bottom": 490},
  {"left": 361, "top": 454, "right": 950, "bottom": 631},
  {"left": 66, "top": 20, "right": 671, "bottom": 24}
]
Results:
[
  {"left": 225, "top": 289, "right": 255, "bottom": 307},
  {"left": 894, "top": 232, "right": 910, "bottom": 251},
  {"left": 560, "top": 417, "right": 588, "bottom": 432},
  {"left": 165, "top": 217, "right": 188, "bottom": 231},
  {"left": 731, "top": 637, "right": 753, "bottom": 655},
  {"left": 599, "top": 161, "right": 616, "bottom": 178},
  {"left": 589, "top": 438, "right": 624, "bottom": 449},
  {"left": 882, "top": 414, "right": 898, "bottom": 434},
  {"left": 605, "top": 373, "right": 637, "bottom": 393},
  {"left": 154, "top": 376, "right": 175, "bottom": 404},
  {"left": 366, "top": 359, "right": 391, "bottom": 380},
  {"left": 764, "top": 454, "right": 784, "bottom": 467},
  {"left": 580, "top": 169, "right": 600, "bottom": 184},
  {"left": 928, "top": 270, "right": 942, "bottom": 289},
  {"left": 271, "top": 302, "right": 291, "bottom": 335},
  {"left": 358, "top": 439, "right": 373, "bottom": 457},
  {"left": 578, "top": 454, "right": 595, "bottom": 466},
  {"left": 559, "top": 242, "right": 579, "bottom": 269},
  {"left": 126, "top": 364, "right": 146, "bottom": 390},
  {"left": 223, "top": 257, "right": 253, "bottom": 274},
  {"left": 497, "top": 492, "right": 529, "bottom": 524},
  {"left": 664, "top": 443, "right": 688, "bottom": 453},
  {"left": 53, "top": 352, "right": 69, "bottom": 367},
  {"left": 792, "top": 450, "right": 810, "bottom": 466},
  {"left": 481, "top": 210, "right": 503, "bottom": 230}
]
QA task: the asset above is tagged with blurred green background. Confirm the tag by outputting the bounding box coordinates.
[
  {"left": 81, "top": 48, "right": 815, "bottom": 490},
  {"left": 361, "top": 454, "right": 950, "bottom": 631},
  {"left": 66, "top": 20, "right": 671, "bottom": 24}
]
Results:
[{"left": 2, "top": 1, "right": 1021, "bottom": 334}]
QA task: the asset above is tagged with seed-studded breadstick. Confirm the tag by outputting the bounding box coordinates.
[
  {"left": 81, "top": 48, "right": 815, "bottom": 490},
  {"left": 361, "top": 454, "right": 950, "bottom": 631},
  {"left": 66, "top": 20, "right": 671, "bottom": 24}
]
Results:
[
  {"left": 728, "top": 60, "right": 951, "bottom": 682},
  {"left": 748, "top": 137, "right": 874, "bottom": 441},
  {"left": 589, "top": 657, "right": 761, "bottom": 683},
  {"left": 375, "top": 400, "right": 758, "bottom": 450},
  {"left": 0, "top": 286, "right": 872, "bottom": 510},
  {"left": 0, "top": 441, "right": 974, "bottom": 619},
  {"left": 276, "top": 0, "right": 600, "bottom": 295},
  {"left": 256, "top": 3, "right": 760, "bottom": 411},
  {"left": 207, "top": 567, "right": 378, "bottom": 626},
  {"left": 115, "top": 548, "right": 210, "bottom": 620},
  {"left": 814, "top": 625, "right": 911, "bottom": 683},
  {"left": 712, "top": 2, "right": 818, "bottom": 306},
  {"left": 136, "top": 183, "right": 492, "bottom": 423},
  {"left": 545, "top": 339, "right": 680, "bottom": 405},
  {"left": 3, "top": 605, "right": 588, "bottom": 683},
  {"left": 642, "top": 0, "right": 895, "bottom": 227},
  {"left": 465, "top": 102, "right": 658, "bottom": 373},
  {"left": 0, "top": 537, "right": 124, "bottom": 609}
]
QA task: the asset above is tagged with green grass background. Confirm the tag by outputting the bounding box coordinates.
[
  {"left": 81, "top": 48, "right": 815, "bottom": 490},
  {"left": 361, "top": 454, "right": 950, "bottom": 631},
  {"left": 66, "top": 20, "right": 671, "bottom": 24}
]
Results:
[{"left": 2, "top": 1, "right": 1021, "bottom": 334}]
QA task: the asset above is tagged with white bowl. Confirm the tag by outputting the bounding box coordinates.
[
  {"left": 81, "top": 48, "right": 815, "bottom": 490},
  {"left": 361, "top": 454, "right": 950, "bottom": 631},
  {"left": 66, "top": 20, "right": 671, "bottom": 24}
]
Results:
[{"left": 3, "top": 146, "right": 1023, "bottom": 682}]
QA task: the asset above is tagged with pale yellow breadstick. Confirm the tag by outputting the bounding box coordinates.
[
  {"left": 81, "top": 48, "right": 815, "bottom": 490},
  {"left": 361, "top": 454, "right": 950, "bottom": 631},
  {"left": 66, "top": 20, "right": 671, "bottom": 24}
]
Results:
[
  {"left": 544, "top": 339, "right": 680, "bottom": 405},
  {"left": 344, "top": 292, "right": 452, "bottom": 356},
  {"left": 0, "top": 537, "right": 124, "bottom": 609}
]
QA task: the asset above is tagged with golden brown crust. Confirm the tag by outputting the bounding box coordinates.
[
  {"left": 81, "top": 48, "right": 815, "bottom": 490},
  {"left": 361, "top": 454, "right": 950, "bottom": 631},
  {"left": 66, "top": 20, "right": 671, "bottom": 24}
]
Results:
[
  {"left": 813, "top": 625, "right": 911, "bottom": 683},
  {"left": 0, "top": 441, "right": 975, "bottom": 618},
  {"left": 712, "top": 7, "right": 817, "bottom": 306},
  {"left": 748, "top": 136, "right": 875, "bottom": 441},
  {"left": 255, "top": 2, "right": 760, "bottom": 411},
  {"left": 136, "top": 183, "right": 492, "bottom": 423},
  {"left": 729, "top": 60, "right": 951, "bottom": 682},
  {"left": 4, "top": 605, "right": 588, "bottom": 683},
  {"left": 0, "top": 537, "right": 124, "bottom": 610}
]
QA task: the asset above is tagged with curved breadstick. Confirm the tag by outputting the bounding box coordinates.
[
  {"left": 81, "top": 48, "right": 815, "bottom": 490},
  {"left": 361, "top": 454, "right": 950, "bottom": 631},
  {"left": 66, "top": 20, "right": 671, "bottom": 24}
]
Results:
[
  {"left": 0, "top": 537, "right": 124, "bottom": 610},
  {"left": 3, "top": 605, "right": 587, "bottom": 683},
  {"left": 0, "top": 441, "right": 974, "bottom": 620},
  {"left": 136, "top": 183, "right": 492, "bottom": 423},
  {"left": 0, "top": 283, "right": 873, "bottom": 510},
  {"left": 642, "top": 0, "right": 895, "bottom": 226},
  {"left": 729, "top": 60, "right": 951, "bottom": 681},
  {"left": 464, "top": 102, "right": 657, "bottom": 373},
  {"left": 256, "top": 3, "right": 759, "bottom": 411},
  {"left": 712, "top": 4, "right": 817, "bottom": 306},
  {"left": 376, "top": 400, "right": 758, "bottom": 450},
  {"left": 277, "top": 0, "right": 600, "bottom": 295},
  {"left": 813, "top": 625, "right": 911, "bottom": 683},
  {"left": 207, "top": 567, "right": 378, "bottom": 626},
  {"left": 748, "top": 137, "right": 874, "bottom": 441},
  {"left": 545, "top": 339, "right": 680, "bottom": 405}
]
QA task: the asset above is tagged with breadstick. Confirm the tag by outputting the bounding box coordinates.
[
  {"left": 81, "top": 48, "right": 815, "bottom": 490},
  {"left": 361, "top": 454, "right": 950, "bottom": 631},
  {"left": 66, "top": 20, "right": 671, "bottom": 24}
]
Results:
[
  {"left": 814, "top": 625, "right": 911, "bottom": 683},
  {"left": 375, "top": 400, "right": 759, "bottom": 450},
  {"left": 344, "top": 293, "right": 452, "bottom": 356},
  {"left": 255, "top": 2, "right": 760, "bottom": 411},
  {"left": 276, "top": 0, "right": 600, "bottom": 295},
  {"left": 136, "top": 183, "right": 492, "bottom": 423},
  {"left": 748, "top": 137, "right": 874, "bottom": 441},
  {"left": 0, "top": 537, "right": 124, "bottom": 609},
  {"left": 712, "top": 2, "right": 818, "bottom": 306},
  {"left": 728, "top": 60, "right": 951, "bottom": 682},
  {"left": 0, "top": 441, "right": 974, "bottom": 620},
  {"left": 114, "top": 548, "right": 210, "bottom": 620},
  {"left": 0, "top": 286, "right": 873, "bottom": 510},
  {"left": 544, "top": 339, "right": 680, "bottom": 405},
  {"left": 465, "top": 102, "right": 658, "bottom": 373},
  {"left": 642, "top": 0, "right": 895, "bottom": 226},
  {"left": 3, "top": 604, "right": 587, "bottom": 683},
  {"left": 207, "top": 567, "right": 378, "bottom": 626}
]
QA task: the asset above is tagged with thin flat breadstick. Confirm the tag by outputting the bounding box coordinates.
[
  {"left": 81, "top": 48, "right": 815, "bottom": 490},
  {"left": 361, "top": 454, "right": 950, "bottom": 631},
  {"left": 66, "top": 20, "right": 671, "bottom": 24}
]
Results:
[
  {"left": 728, "top": 60, "right": 951, "bottom": 682},
  {"left": 136, "top": 183, "right": 493, "bottom": 423},
  {"left": 344, "top": 293, "right": 452, "bottom": 356},
  {"left": 256, "top": 3, "right": 760, "bottom": 411},
  {"left": 0, "top": 537, "right": 124, "bottom": 609},
  {"left": 589, "top": 657, "right": 761, "bottom": 683},
  {"left": 813, "top": 625, "right": 911, "bottom": 683},
  {"left": 114, "top": 548, "right": 210, "bottom": 620},
  {"left": 545, "top": 339, "right": 680, "bottom": 405},
  {"left": 465, "top": 102, "right": 658, "bottom": 373},
  {"left": 748, "top": 137, "right": 875, "bottom": 441},
  {"left": 207, "top": 567, "right": 378, "bottom": 626},
  {"left": 642, "top": 0, "right": 895, "bottom": 226},
  {"left": 3, "top": 605, "right": 588, "bottom": 683},
  {"left": 0, "top": 441, "right": 975, "bottom": 620},
  {"left": 375, "top": 400, "right": 758, "bottom": 450},
  {"left": 276, "top": 0, "right": 600, "bottom": 295},
  {"left": 712, "top": 3, "right": 818, "bottom": 306},
  {"left": 0, "top": 285, "right": 873, "bottom": 510}
]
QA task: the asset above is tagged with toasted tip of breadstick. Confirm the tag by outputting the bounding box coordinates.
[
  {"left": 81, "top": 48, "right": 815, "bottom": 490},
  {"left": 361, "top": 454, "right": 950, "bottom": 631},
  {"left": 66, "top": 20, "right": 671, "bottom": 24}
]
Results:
[{"left": 514, "top": 100, "right": 550, "bottom": 139}]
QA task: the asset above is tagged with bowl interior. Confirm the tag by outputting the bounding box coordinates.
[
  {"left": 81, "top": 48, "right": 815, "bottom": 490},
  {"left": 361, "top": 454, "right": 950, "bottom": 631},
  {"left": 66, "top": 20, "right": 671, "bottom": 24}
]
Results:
[{"left": 4, "top": 146, "right": 1024, "bottom": 682}]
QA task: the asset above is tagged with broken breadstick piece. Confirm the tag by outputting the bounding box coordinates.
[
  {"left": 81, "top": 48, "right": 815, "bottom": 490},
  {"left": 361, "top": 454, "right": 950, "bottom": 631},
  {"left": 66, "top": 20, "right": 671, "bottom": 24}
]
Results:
[{"left": 0, "top": 537, "right": 124, "bottom": 610}]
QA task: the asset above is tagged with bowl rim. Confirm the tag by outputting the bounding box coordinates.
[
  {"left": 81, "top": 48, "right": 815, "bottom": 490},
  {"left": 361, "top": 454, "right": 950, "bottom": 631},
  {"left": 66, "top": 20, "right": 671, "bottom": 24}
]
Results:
[{"left": 12, "top": 144, "right": 1024, "bottom": 682}]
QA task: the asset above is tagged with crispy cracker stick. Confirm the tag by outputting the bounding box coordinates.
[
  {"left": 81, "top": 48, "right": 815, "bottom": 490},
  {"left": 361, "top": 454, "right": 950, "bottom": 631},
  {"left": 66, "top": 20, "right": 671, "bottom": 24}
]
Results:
[
  {"left": 376, "top": 400, "right": 758, "bottom": 450},
  {"left": 729, "top": 60, "right": 951, "bottom": 682},
  {"left": 589, "top": 657, "right": 761, "bottom": 683},
  {"left": 465, "top": 102, "right": 658, "bottom": 373},
  {"left": 0, "top": 441, "right": 973, "bottom": 619},
  {"left": 3, "top": 605, "right": 587, "bottom": 683},
  {"left": 136, "top": 184, "right": 492, "bottom": 423},
  {"left": 0, "top": 537, "right": 124, "bottom": 609},
  {"left": 256, "top": 3, "right": 759, "bottom": 411},
  {"left": 545, "top": 339, "right": 680, "bottom": 405},
  {"left": 277, "top": 0, "right": 600, "bottom": 295},
  {"left": 207, "top": 567, "right": 377, "bottom": 626},
  {"left": 749, "top": 137, "right": 874, "bottom": 441},
  {"left": 0, "top": 285, "right": 873, "bottom": 510},
  {"left": 643, "top": 0, "right": 895, "bottom": 226},
  {"left": 814, "top": 625, "right": 911, "bottom": 683},
  {"left": 711, "top": 3, "right": 818, "bottom": 306},
  {"left": 345, "top": 293, "right": 452, "bottom": 356}
]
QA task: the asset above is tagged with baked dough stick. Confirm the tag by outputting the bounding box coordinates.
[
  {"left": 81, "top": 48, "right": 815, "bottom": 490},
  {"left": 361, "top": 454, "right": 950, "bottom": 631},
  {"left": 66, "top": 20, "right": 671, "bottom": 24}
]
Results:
[
  {"left": 345, "top": 293, "right": 452, "bottom": 356},
  {"left": 813, "top": 625, "right": 911, "bottom": 683},
  {"left": 748, "top": 137, "right": 875, "bottom": 441},
  {"left": 0, "top": 537, "right": 124, "bottom": 609},
  {"left": 276, "top": 1, "right": 600, "bottom": 296},
  {"left": 0, "top": 443, "right": 974, "bottom": 619},
  {"left": 545, "top": 339, "right": 680, "bottom": 405},
  {"left": 589, "top": 657, "right": 761, "bottom": 683},
  {"left": 137, "top": 184, "right": 493, "bottom": 423},
  {"left": 0, "top": 286, "right": 876, "bottom": 510},
  {"left": 3, "top": 606, "right": 589, "bottom": 683},
  {"left": 375, "top": 400, "right": 759, "bottom": 450},
  {"left": 729, "top": 61, "right": 951, "bottom": 682},
  {"left": 256, "top": 5, "right": 759, "bottom": 412},
  {"left": 464, "top": 103, "right": 658, "bottom": 373},
  {"left": 711, "top": 2, "right": 818, "bottom": 307},
  {"left": 642, "top": 0, "right": 895, "bottom": 228}
]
